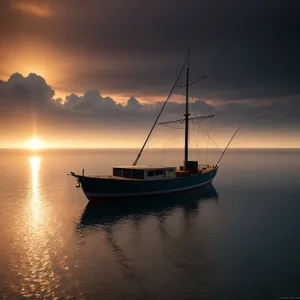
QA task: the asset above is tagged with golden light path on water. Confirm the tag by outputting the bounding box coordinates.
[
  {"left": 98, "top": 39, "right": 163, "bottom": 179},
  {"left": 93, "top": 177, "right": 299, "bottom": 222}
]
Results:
[
  {"left": 9, "top": 156, "right": 69, "bottom": 299},
  {"left": 19, "top": 156, "right": 58, "bottom": 298},
  {"left": 30, "top": 156, "right": 41, "bottom": 222}
]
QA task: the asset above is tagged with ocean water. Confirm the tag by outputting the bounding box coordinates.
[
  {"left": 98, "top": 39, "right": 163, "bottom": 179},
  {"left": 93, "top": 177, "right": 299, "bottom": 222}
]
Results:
[{"left": 0, "top": 148, "right": 300, "bottom": 300}]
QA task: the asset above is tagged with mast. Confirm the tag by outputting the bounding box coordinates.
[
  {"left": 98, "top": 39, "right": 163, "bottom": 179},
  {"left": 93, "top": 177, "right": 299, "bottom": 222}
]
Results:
[
  {"left": 184, "top": 47, "right": 190, "bottom": 170},
  {"left": 133, "top": 48, "right": 208, "bottom": 167}
]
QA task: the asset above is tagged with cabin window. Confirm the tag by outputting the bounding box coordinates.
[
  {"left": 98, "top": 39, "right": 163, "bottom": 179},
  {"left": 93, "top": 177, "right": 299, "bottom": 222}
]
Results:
[
  {"left": 155, "top": 170, "right": 164, "bottom": 176},
  {"left": 123, "top": 169, "right": 132, "bottom": 178},
  {"left": 113, "top": 168, "right": 122, "bottom": 177},
  {"left": 132, "top": 169, "right": 144, "bottom": 179},
  {"left": 148, "top": 170, "right": 154, "bottom": 177},
  {"left": 168, "top": 169, "right": 174, "bottom": 178}
]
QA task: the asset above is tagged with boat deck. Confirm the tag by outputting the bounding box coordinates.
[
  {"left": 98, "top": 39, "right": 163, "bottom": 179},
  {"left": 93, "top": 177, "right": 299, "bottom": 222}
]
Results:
[
  {"left": 176, "top": 165, "right": 215, "bottom": 177},
  {"left": 84, "top": 165, "right": 216, "bottom": 180}
]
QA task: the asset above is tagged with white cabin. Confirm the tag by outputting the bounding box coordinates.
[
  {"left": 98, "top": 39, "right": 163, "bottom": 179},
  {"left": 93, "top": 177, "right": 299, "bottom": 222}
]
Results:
[{"left": 112, "top": 166, "right": 176, "bottom": 180}]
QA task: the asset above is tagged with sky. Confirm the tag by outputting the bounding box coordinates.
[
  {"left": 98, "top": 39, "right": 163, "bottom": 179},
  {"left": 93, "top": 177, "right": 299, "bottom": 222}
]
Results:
[{"left": 0, "top": 0, "right": 299, "bottom": 148}]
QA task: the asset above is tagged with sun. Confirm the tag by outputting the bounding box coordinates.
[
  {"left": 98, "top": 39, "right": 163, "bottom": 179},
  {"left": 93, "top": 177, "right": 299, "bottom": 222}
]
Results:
[{"left": 27, "top": 138, "right": 45, "bottom": 149}]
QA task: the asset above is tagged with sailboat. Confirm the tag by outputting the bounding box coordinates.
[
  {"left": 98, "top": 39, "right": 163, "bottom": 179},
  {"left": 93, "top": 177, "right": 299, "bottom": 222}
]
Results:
[{"left": 69, "top": 50, "right": 238, "bottom": 201}]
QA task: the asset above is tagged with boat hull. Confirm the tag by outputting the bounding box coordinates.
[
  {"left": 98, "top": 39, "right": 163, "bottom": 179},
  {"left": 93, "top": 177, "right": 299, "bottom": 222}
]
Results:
[{"left": 72, "top": 167, "right": 218, "bottom": 201}]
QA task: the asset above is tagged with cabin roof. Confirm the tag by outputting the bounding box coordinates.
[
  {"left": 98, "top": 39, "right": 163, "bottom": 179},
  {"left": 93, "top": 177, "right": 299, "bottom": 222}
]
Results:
[{"left": 113, "top": 165, "right": 176, "bottom": 170}]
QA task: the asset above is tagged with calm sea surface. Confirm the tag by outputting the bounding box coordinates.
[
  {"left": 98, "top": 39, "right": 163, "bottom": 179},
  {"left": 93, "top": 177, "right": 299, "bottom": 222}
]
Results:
[{"left": 0, "top": 148, "right": 300, "bottom": 300}]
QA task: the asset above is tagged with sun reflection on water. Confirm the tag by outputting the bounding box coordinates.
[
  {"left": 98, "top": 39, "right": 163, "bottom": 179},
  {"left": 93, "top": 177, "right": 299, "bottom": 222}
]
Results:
[
  {"left": 30, "top": 156, "right": 41, "bottom": 222},
  {"left": 8, "top": 156, "right": 67, "bottom": 298},
  {"left": 30, "top": 156, "right": 40, "bottom": 196}
]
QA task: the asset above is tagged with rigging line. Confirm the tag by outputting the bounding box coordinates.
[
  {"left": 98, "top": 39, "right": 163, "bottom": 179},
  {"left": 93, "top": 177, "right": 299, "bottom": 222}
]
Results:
[
  {"left": 215, "top": 125, "right": 243, "bottom": 166},
  {"left": 202, "top": 120, "right": 207, "bottom": 163},
  {"left": 165, "top": 121, "right": 181, "bottom": 156},
  {"left": 193, "top": 123, "right": 197, "bottom": 160},
  {"left": 194, "top": 99, "right": 201, "bottom": 161},
  {"left": 158, "top": 128, "right": 166, "bottom": 165},
  {"left": 175, "top": 120, "right": 183, "bottom": 150},
  {"left": 191, "top": 91, "right": 196, "bottom": 118},
  {"left": 165, "top": 125, "right": 174, "bottom": 149},
  {"left": 176, "top": 75, "right": 207, "bottom": 87},
  {"left": 165, "top": 122, "right": 177, "bottom": 154},
  {"left": 201, "top": 122, "right": 223, "bottom": 152},
  {"left": 166, "top": 121, "right": 181, "bottom": 150},
  {"left": 202, "top": 129, "right": 222, "bottom": 152},
  {"left": 206, "top": 122, "right": 221, "bottom": 149},
  {"left": 144, "top": 124, "right": 157, "bottom": 149},
  {"left": 196, "top": 122, "right": 200, "bottom": 161},
  {"left": 163, "top": 125, "right": 175, "bottom": 152},
  {"left": 166, "top": 128, "right": 176, "bottom": 150},
  {"left": 163, "top": 125, "right": 177, "bottom": 161},
  {"left": 157, "top": 114, "right": 215, "bottom": 125},
  {"left": 161, "top": 123, "right": 185, "bottom": 129},
  {"left": 163, "top": 126, "right": 168, "bottom": 154},
  {"left": 132, "top": 58, "right": 187, "bottom": 166},
  {"left": 145, "top": 126, "right": 178, "bottom": 149},
  {"left": 190, "top": 121, "right": 194, "bottom": 151},
  {"left": 206, "top": 123, "right": 211, "bottom": 163},
  {"left": 206, "top": 137, "right": 208, "bottom": 164}
]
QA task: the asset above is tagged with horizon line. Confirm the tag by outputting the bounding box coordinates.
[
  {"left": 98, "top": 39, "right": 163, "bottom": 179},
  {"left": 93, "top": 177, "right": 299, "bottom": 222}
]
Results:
[{"left": 1, "top": 147, "right": 300, "bottom": 150}]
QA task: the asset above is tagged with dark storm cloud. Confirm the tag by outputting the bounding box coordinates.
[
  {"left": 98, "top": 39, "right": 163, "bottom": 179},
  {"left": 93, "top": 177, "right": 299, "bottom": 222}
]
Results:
[
  {"left": 1, "top": 0, "right": 299, "bottom": 100},
  {"left": 0, "top": 73, "right": 55, "bottom": 115},
  {"left": 0, "top": 73, "right": 298, "bottom": 137},
  {"left": 64, "top": 90, "right": 121, "bottom": 112}
]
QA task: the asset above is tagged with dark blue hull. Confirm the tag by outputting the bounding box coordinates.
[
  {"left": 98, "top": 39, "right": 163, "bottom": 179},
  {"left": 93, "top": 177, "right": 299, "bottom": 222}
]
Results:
[{"left": 73, "top": 167, "right": 218, "bottom": 201}]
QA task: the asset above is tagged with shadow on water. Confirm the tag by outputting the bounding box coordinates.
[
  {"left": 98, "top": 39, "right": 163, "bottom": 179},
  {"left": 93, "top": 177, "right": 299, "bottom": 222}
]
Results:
[{"left": 77, "top": 184, "right": 219, "bottom": 230}]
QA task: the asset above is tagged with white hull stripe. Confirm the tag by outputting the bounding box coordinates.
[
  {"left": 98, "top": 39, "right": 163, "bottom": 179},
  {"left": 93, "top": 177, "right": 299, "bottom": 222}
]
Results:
[{"left": 85, "top": 179, "right": 213, "bottom": 198}]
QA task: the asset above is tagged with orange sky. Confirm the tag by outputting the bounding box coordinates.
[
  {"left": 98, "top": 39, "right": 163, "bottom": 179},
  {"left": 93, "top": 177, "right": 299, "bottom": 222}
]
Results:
[
  {"left": 1, "top": 126, "right": 299, "bottom": 149},
  {"left": 1, "top": 0, "right": 299, "bottom": 149}
]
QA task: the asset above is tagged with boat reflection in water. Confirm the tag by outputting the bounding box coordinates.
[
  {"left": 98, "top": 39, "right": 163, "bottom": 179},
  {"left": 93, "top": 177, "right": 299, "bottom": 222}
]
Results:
[
  {"left": 77, "top": 184, "right": 218, "bottom": 231},
  {"left": 75, "top": 185, "right": 219, "bottom": 299}
]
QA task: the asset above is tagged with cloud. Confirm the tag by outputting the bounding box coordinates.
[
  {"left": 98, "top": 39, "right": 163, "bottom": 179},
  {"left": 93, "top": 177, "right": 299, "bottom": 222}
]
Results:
[
  {"left": 1, "top": 0, "right": 299, "bottom": 102},
  {"left": 0, "top": 72, "right": 299, "bottom": 136},
  {"left": 126, "top": 97, "right": 142, "bottom": 112},
  {"left": 0, "top": 73, "right": 55, "bottom": 116}
]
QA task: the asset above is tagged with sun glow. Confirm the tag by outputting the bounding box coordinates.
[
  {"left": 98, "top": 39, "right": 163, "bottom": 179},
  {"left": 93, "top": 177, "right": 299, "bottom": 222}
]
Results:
[
  {"left": 12, "top": 2, "right": 52, "bottom": 17},
  {"left": 27, "top": 138, "right": 45, "bottom": 149}
]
